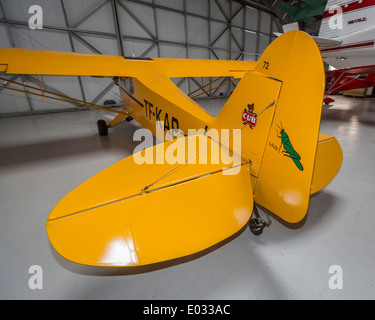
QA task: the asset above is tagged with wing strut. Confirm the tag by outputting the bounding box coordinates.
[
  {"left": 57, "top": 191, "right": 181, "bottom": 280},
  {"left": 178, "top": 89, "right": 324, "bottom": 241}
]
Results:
[{"left": 0, "top": 76, "right": 126, "bottom": 115}]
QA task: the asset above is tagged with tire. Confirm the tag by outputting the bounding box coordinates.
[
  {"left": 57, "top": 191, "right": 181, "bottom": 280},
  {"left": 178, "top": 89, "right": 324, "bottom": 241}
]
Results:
[
  {"left": 249, "top": 218, "right": 263, "bottom": 236},
  {"left": 97, "top": 119, "right": 108, "bottom": 136}
]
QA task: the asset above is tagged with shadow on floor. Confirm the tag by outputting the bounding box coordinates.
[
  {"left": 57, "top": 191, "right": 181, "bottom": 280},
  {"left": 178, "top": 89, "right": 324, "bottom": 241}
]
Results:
[{"left": 0, "top": 130, "right": 147, "bottom": 169}]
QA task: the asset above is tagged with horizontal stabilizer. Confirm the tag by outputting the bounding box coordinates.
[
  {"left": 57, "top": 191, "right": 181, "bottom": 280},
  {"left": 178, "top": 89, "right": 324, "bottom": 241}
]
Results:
[
  {"left": 282, "top": 22, "right": 299, "bottom": 33},
  {"left": 275, "top": 28, "right": 342, "bottom": 49},
  {"left": 311, "top": 36, "right": 342, "bottom": 48},
  {"left": 46, "top": 135, "right": 253, "bottom": 267},
  {"left": 311, "top": 133, "right": 343, "bottom": 194}
]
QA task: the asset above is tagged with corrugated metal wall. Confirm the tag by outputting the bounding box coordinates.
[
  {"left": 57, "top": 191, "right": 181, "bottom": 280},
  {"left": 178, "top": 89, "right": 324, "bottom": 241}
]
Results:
[{"left": 0, "top": 0, "right": 279, "bottom": 116}]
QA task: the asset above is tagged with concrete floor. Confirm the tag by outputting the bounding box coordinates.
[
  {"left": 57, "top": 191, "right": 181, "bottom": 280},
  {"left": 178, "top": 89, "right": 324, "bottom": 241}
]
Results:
[{"left": 0, "top": 95, "right": 374, "bottom": 300}]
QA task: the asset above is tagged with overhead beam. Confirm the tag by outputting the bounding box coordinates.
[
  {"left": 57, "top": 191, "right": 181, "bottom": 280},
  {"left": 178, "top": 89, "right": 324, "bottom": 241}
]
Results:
[
  {"left": 116, "top": 0, "right": 156, "bottom": 40},
  {"left": 72, "top": 0, "right": 109, "bottom": 29},
  {"left": 61, "top": 0, "right": 86, "bottom": 103},
  {"left": 234, "top": 0, "right": 280, "bottom": 18},
  {"left": 111, "top": 0, "right": 125, "bottom": 56}
]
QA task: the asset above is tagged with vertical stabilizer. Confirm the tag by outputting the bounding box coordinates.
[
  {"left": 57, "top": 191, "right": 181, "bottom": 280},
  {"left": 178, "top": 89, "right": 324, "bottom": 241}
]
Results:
[
  {"left": 253, "top": 31, "right": 325, "bottom": 223},
  {"left": 216, "top": 31, "right": 325, "bottom": 224}
]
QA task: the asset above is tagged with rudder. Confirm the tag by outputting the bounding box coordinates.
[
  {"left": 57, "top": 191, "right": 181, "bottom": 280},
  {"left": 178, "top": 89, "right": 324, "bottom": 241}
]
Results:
[{"left": 253, "top": 31, "right": 325, "bottom": 223}]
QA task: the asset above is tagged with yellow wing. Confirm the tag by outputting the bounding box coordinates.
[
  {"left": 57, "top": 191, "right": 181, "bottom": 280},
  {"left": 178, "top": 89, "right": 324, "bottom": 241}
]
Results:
[{"left": 0, "top": 47, "right": 255, "bottom": 78}]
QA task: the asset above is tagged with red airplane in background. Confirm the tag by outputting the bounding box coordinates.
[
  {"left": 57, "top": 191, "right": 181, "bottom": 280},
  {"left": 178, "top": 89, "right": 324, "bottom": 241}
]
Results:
[
  {"left": 320, "top": 0, "right": 375, "bottom": 102},
  {"left": 277, "top": 0, "right": 375, "bottom": 103}
]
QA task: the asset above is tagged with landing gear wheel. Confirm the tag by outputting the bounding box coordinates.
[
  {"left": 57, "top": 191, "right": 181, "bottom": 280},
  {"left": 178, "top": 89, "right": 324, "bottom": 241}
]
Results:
[
  {"left": 249, "top": 218, "right": 264, "bottom": 236},
  {"left": 97, "top": 119, "right": 108, "bottom": 136},
  {"left": 248, "top": 203, "right": 271, "bottom": 236}
]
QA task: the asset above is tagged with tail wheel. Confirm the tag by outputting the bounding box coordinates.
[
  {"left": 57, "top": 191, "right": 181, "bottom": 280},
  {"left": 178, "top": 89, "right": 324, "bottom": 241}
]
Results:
[
  {"left": 97, "top": 119, "right": 108, "bottom": 136},
  {"left": 249, "top": 203, "right": 271, "bottom": 236},
  {"left": 249, "top": 218, "right": 265, "bottom": 236}
]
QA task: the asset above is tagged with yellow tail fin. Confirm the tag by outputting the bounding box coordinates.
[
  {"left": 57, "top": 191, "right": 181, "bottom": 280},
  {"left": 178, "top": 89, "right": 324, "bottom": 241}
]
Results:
[
  {"left": 216, "top": 31, "right": 326, "bottom": 223},
  {"left": 253, "top": 31, "right": 325, "bottom": 223}
]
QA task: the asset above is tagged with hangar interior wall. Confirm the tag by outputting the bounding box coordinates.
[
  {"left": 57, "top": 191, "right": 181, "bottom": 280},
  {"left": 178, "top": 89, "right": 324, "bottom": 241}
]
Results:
[{"left": 0, "top": 0, "right": 279, "bottom": 116}]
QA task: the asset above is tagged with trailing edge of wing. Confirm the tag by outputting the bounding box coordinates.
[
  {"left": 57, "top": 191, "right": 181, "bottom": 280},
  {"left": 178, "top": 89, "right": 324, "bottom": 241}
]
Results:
[
  {"left": 0, "top": 47, "right": 133, "bottom": 77},
  {"left": 0, "top": 47, "right": 256, "bottom": 79},
  {"left": 151, "top": 58, "right": 256, "bottom": 78},
  {"left": 311, "top": 36, "right": 342, "bottom": 48}
]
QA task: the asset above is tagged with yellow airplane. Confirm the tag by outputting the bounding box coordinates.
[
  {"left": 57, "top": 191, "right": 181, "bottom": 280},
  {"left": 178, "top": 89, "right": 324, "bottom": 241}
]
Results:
[{"left": 0, "top": 31, "right": 342, "bottom": 267}]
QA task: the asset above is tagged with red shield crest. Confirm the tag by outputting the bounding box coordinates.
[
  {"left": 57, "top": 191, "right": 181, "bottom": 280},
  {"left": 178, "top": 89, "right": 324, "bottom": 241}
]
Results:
[{"left": 242, "top": 110, "right": 257, "bottom": 127}]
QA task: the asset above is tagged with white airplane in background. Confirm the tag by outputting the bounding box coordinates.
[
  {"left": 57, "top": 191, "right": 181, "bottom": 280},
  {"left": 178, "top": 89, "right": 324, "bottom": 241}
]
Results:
[{"left": 277, "top": 0, "right": 375, "bottom": 103}]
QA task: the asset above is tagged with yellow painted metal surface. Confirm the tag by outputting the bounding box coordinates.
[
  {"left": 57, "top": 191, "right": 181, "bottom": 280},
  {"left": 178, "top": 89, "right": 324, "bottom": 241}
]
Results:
[
  {"left": 213, "top": 72, "right": 281, "bottom": 185},
  {"left": 251, "top": 31, "right": 326, "bottom": 223},
  {"left": 0, "top": 47, "right": 255, "bottom": 78},
  {"left": 108, "top": 107, "right": 129, "bottom": 127},
  {"left": 311, "top": 133, "right": 343, "bottom": 194},
  {"left": 119, "top": 75, "right": 213, "bottom": 137},
  {"left": 150, "top": 58, "right": 255, "bottom": 78},
  {"left": 0, "top": 47, "right": 131, "bottom": 77},
  {"left": 48, "top": 135, "right": 242, "bottom": 221},
  {"left": 47, "top": 135, "right": 253, "bottom": 267}
]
